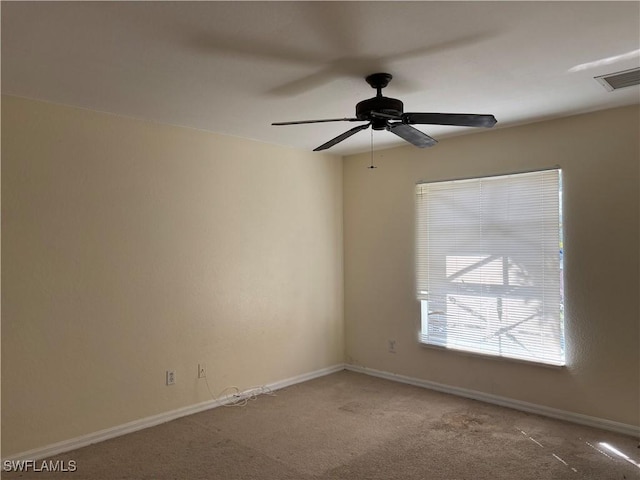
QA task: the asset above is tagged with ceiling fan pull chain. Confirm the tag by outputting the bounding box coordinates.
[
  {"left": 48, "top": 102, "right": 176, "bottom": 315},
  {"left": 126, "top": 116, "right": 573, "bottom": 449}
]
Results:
[{"left": 368, "top": 128, "right": 377, "bottom": 169}]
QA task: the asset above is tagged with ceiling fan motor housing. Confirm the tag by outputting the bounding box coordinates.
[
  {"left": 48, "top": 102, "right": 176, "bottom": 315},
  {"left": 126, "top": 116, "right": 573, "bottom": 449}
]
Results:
[{"left": 356, "top": 96, "right": 404, "bottom": 129}]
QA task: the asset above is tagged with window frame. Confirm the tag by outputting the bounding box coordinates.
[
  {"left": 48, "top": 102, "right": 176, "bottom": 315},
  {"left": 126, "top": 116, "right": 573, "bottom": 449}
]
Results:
[{"left": 415, "top": 168, "right": 565, "bottom": 367}]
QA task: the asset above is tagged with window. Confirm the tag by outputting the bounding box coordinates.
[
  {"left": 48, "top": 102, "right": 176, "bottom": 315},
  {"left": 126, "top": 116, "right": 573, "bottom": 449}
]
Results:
[{"left": 415, "top": 169, "right": 564, "bottom": 366}]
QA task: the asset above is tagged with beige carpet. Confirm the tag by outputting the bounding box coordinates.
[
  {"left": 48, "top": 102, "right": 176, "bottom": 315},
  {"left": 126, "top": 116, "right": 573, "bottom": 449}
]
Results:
[{"left": 4, "top": 370, "right": 639, "bottom": 479}]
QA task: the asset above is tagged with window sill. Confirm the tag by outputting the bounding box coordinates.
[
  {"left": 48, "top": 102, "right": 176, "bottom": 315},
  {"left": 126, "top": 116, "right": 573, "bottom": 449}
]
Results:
[{"left": 418, "top": 341, "right": 566, "bottom": 369}]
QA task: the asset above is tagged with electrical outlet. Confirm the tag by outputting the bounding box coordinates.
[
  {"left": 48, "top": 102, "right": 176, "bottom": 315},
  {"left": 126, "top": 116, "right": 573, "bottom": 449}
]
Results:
[
  {"left": 198, "top": 363, "right": 206, "bottom": 379},
  {"left": 388, "top": 339, "right": 396, "bottom": 353},
  {"left": 166, "top": 370, "right": 176, "bottom": 385}
]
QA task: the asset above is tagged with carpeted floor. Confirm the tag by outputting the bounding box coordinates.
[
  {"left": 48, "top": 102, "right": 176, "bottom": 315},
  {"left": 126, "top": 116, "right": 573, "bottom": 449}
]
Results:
[{"left": 3, "top": 370, "right": 639, "bottom": 479}]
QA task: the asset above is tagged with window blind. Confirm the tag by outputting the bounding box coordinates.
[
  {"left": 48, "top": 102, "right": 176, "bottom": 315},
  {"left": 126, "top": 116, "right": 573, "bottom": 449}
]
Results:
[{"left": 416, "top": 169, "right": 564, "bottom": 366}]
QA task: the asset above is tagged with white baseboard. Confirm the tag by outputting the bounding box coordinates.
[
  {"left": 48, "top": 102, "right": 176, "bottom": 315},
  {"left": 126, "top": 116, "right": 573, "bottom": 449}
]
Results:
[
  {"left": 3, "top": 364, "right": 345, "bottom": 463},
  {"left": 345, "top": 364, "right": 639, "bottom": 437}
]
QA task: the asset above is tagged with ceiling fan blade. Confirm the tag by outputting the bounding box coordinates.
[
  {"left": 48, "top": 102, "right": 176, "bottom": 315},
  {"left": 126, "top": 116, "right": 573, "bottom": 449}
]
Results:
[
  {"left": 388, "top": 123, "right": 438, "bottom": 148},
  {"left": 272, "top": 117, "right": 360, "bottom": 126},
  {"left": 313, "top": 123, "right": 370, "bottom": 151},
  {"left": 402, "top": 113, "right": 497, "bottom": 128}
]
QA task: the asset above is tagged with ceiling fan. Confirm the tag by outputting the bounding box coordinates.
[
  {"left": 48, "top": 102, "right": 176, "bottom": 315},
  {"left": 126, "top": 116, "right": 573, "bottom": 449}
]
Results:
[{"left": 272, "top": 73, "right": 497, "bottom": 151}]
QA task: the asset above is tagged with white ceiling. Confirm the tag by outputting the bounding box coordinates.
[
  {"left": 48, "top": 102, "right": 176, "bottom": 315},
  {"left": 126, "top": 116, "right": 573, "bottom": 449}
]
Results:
[{"left": 2, "top": 1, "right": 639, "bottom": 156}]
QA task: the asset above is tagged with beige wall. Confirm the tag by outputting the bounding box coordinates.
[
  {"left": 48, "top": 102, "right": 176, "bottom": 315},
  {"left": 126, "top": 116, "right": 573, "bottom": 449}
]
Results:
[
  {"left": 1, "top": 96, "right": 344, "bottom": 456},
  {"left": 344, "top": 105, "right": 639, "bottom": 426}
]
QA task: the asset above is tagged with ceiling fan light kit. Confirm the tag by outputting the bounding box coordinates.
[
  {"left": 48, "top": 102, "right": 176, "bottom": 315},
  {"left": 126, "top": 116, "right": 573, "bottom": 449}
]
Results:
[{"left": 272, "top": 73, "right": 497, "bottom": 151}]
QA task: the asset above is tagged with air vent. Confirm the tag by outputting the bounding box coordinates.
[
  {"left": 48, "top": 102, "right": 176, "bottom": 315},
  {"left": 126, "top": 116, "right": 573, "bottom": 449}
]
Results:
[{"left": 595, "top": 68, "right": 640, "bottom": 91}]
